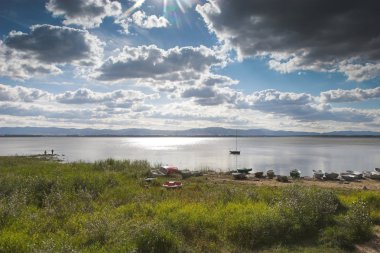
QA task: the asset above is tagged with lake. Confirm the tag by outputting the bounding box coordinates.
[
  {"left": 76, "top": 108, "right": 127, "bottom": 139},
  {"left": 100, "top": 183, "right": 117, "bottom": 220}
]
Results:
[{"left": 1, "top": 137, "right": 380, "bottom": 176}]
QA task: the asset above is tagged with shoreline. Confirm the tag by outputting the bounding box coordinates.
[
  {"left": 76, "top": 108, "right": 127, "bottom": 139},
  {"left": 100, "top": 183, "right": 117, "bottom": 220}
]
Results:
[{"left": 206, "top": 173, "right": 380, "bottom": 190}]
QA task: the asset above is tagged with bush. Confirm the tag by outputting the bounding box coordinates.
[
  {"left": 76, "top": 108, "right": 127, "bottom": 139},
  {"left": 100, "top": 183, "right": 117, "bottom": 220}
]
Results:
[
  {"left": 224, "top": 203, "right": 288, "bottom": 248},
  {"left": 278, "top": 186, "right": 340, "bottom": 239},
  {"left": 134, "top": 221, "right": 179, "bottom": 253},
  {"left": 319, "top": 200, "right": 372, "bottom": 249}
]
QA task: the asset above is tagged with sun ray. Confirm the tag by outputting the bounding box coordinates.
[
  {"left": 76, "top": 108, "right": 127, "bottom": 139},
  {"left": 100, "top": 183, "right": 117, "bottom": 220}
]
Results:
[
  {"left": 175, "top": 0, "right": 186, "bottom": 13},
  {"left": 163, "top": 0, "right": 168, "bottom": 15},
  {"left": 125, "top": 0, "right": 145, "bottom": 16}
]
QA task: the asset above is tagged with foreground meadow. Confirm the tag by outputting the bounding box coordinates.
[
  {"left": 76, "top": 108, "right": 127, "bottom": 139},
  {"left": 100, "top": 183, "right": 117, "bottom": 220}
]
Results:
[{"left": 0, "top": 156, "right": 379, "bottom": 252}]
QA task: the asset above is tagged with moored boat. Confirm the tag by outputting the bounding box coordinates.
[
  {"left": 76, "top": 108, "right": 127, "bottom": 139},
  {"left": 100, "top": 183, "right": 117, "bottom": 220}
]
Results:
[{"left": 229, "top": 129, "right": 240, "bottom": 155}]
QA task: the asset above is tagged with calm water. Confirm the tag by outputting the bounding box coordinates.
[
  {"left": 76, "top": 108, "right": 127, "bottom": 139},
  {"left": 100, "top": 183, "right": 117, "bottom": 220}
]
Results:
[{"left": 1, "top": 137, "right": 380, "bottom": 176}]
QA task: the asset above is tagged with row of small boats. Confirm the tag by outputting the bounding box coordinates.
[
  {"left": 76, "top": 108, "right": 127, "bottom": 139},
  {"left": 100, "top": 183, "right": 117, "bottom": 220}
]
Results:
[
  {"left": 231, "top": 169, "right": 299, "bottom": 180},
  {"left": 231, "top": 167, "right": 380, "bottom": 181},
  {"left": 313, "top": 168, "right": 380, "bottom": 181}
]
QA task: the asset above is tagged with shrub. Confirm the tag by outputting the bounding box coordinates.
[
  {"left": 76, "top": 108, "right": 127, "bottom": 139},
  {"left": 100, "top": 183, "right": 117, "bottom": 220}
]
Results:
[
  {"left": 224, "top": 203, "right": 288, "bottom": 249},
  {"left": 319, "top": 200, "right": 372, "bottom": 249},
  {"left": 134, "top": 221, "right": 179, "bottom": 253},
  {"left": 278, "top": 186, "right": 340, "bottom": 239}
]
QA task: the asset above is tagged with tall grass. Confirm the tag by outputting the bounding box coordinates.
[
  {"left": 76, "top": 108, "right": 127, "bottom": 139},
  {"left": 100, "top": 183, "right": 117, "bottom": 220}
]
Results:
[{"left": 0, "top": 156, "right": 377, "bottom": 252}]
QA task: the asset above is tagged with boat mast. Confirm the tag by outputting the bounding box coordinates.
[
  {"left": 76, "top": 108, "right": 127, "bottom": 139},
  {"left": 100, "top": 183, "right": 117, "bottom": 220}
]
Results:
[{"left": 235, "top": 129, "right": 238, "bottom": 151}]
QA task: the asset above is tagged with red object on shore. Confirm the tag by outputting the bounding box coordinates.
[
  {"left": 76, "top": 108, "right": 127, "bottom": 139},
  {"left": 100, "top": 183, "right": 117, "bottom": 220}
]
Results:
[
  {"left": 161, "top": 166, "right": 179, "bottom": 175},
  {"left": 162, "top": 181, "right": 182, "bottom": 189}
]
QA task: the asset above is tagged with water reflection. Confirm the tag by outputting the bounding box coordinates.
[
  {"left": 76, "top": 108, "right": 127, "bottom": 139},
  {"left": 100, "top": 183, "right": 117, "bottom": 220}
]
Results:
[
  {"left": 1, "top": 137, "right": 380, "bottom": 176},
  {"left": 126, "top": 137, "right": 208, "bottom": 150}
]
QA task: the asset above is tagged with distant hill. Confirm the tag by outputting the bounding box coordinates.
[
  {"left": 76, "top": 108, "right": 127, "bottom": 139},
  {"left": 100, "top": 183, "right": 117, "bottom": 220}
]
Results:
[{"left": 1, "top": 127, "right": 380, "bottom": 137}]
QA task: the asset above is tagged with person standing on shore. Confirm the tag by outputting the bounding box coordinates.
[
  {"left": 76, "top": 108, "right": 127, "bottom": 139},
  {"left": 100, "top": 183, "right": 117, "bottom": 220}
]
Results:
[{"left": 51, "top": 149, "right": 54, "bottom": 155}]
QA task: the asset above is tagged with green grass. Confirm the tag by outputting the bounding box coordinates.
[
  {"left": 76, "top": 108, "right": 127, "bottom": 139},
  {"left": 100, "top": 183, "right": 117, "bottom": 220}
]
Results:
[{"left": 0, "top": 156, "right": 378, "bottom": 252}]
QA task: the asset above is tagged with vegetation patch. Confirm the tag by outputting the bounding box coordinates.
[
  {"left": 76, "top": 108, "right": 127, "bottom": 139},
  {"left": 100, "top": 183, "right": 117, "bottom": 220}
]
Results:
[{"left": 0, "top": 156, "right": 377, "bottom": 252}]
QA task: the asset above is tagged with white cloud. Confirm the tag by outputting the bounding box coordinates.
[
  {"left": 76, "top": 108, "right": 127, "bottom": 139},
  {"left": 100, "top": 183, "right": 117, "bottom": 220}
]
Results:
[
  {"left": 320, "top": 87, "right": 380, "bottom": 103},
  {"left": 0, "top": 84, "right": 50, "bottom": 102},
  {"left": 131, "top": 10, "right": 169, "bottom": 29},
  {"left": 46, "top": 0, "right": 122, "bottom": 28},
  {"left": 96, "top": 44, "right": 226, "bottom": 82},
  {"left": 240, "top": 89, "right": 374, "bottom": 123},
  {"left": 56, "top": 88, "right": 159, "bottom": 108}
]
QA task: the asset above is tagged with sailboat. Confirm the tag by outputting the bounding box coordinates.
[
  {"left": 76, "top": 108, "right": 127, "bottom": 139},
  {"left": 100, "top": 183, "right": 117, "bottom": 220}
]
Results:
[{"left": 229, "top": 129, "right": 240, "bottom": 155}]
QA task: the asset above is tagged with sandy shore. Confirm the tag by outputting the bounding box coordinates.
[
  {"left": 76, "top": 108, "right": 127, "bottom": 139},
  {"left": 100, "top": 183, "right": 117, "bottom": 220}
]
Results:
[{"left": 205, "top": 173, "right": 380, "bottom": 190}]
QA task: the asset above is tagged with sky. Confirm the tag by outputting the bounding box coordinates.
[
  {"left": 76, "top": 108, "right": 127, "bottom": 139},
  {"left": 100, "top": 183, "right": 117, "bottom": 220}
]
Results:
[{"left": 0, "top": 0, "right": 380, "bottom": 132}]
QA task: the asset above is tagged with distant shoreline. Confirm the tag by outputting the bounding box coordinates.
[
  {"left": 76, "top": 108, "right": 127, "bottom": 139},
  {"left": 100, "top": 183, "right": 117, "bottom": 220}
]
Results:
[{"left": 1, "top": 135, "right": 380, "bottom": 138}]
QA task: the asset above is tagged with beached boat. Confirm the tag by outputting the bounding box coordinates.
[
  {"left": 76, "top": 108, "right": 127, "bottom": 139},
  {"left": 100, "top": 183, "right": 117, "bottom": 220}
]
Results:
[
  {"left": 180, "top": 169, "right": 202, "bottom": 179},
  {"left": 343, "top": 170, "right": 363, "bottom": 179},
  {"left": 369, "top": 171, "right": 380, "bottom": 180},
  {"left": 266, "top": 170, "right": 275, "bottom": 179},
  {"left": 151, "top": 165, "right": 179, "bottom": 177},
  {"left": 161, "top": 165, "right": 179, "bottom": 175},
  {"left": 276, "top": 175, "right": 288, "bottom": 182},
  {"left": 162, "top": 181, "right": 182, "bottom": 189},
  {"left": 365, "top": 168, "right": 380, "bottom": 180},
  {"left": 254, "top": 171, "right": 264, "bottom": 178},
  {"left": 313, "top": 170, "right": 324, "bottom": 179},
  {"left": 229, "top": 129, "right": 240, "bottom": 155},
  {"left": 232, "top": 172, "right": 247, "bottom": 180},
  {"left": 341, "top": 174, "right": 357, "bottom": 181},
  {"left": 324, "top": 172, "right": 339, "bottom": 180},
  {"left": 237, "top": 168, "right": 252, "bottom": 174},
  {"left": 150, "top": 169, "right": 166, "bottom": 177},
  {"left": 290, "top": 169, "right": 301, "bottom": 179}
]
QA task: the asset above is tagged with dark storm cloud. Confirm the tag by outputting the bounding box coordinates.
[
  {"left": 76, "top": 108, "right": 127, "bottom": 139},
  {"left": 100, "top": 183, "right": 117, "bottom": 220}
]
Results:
[
  {"left": 4, "top": 24, "right": 102, "bottom": 65},
  {"left": 197, "top": 0, "right": 380, "bottom": 80}
]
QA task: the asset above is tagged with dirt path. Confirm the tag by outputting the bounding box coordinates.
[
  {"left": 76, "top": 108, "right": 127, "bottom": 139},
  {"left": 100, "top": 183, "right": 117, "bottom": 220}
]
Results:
[{"left": 356, "top": 226, "right": 380, "bottom": 253}]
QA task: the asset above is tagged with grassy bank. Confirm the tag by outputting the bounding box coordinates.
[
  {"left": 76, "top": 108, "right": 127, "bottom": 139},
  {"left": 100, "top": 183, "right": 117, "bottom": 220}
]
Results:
[{"left": 0, "top": 156, "right": 379, "bottom": 252}]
